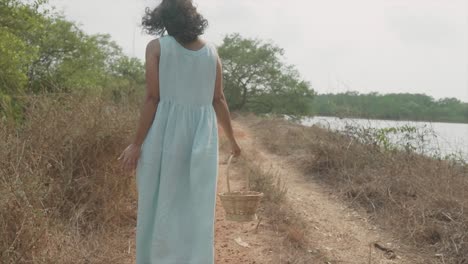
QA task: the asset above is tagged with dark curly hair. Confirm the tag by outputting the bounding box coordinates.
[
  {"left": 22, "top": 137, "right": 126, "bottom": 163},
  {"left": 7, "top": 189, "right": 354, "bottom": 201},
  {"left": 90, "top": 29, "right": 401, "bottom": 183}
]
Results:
[{"left": 142, "top": 0, "right": 208, "bottom": 44}]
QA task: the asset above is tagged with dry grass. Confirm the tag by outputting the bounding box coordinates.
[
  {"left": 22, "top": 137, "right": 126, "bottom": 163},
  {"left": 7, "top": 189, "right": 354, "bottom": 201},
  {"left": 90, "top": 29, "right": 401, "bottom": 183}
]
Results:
[
  {"left": 0, "top": 93, "right": 139, "bottom": 263},
  {"left": 240, "top": 114, "right": 468, "bottom": 264}
]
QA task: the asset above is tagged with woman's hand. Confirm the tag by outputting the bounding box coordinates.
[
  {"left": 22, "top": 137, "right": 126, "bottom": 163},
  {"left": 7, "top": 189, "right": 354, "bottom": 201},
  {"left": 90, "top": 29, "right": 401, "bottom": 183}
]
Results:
[
  {"left": 118, "top": 143, "right": 141, "bottom": 171},
  {"left": 230, "top": 140, "right": 241, "bottom": 157}
]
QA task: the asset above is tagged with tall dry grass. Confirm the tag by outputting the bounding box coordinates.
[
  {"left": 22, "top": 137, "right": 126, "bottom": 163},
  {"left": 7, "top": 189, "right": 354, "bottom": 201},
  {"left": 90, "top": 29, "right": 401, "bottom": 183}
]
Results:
[
  {"left": 1, "top": 93, "right": 140, "bottom": 263},
  {"left": 240, "top": 115, "right": 468, "bottom": 264}
]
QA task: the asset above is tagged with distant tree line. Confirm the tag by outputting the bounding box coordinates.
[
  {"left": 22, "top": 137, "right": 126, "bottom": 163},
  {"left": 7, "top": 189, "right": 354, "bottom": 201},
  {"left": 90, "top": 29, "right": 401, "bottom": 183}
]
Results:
[{"left": 312, "top": 91, "right": 468, "bottom": 123}]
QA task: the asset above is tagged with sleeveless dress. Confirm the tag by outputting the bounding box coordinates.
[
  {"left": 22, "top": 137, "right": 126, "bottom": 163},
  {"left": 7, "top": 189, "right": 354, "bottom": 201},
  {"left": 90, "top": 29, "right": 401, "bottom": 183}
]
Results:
[{"left": 135, "top": 35, "right": 219, "bottom": 264}]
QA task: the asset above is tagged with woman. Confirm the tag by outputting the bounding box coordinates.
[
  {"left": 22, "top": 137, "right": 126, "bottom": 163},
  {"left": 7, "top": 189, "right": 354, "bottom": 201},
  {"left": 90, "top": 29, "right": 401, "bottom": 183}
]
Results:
[{"left": 118, "top": 0, "right": 241, "bottom": 263}]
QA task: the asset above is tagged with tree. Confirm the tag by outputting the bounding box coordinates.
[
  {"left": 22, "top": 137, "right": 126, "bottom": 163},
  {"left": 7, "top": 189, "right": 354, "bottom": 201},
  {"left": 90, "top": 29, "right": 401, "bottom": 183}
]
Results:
[
  {"left": 0, "top": 0, "right": 44, "bottom": 120},
  {"left": 0, "top": 0, "right": 145, "bottom": 121},
  {"left": 217, "top": 33, "right": 315, "bottom": 117}
]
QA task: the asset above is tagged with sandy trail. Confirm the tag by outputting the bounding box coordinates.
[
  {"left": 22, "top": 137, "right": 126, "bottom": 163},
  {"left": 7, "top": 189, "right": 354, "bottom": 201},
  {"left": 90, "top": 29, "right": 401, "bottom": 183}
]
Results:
[{"left": 215, "top": 122, "right": 317, "bottom": 264}]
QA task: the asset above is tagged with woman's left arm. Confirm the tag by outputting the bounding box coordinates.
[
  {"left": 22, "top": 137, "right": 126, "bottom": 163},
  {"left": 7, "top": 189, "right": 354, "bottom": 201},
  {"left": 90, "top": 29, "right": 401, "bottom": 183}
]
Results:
[{"left": 118, "top": 39, "right": 161, "bottom": 171}]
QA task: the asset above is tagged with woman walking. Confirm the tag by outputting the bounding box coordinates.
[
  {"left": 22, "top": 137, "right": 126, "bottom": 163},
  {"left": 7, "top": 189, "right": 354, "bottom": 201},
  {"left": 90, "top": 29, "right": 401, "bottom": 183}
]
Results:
[{"left": 118, "top": 0, "right": 241, "bottom": 263}]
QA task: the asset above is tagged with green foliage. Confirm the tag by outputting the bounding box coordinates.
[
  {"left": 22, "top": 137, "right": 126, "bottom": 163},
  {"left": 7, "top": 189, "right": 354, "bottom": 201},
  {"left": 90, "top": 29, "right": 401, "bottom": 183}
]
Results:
[
  {"left": 341, "top": 122, "right": 462, "bottom": 162},
  {"left": 106, "top": 56, "right": 145, "bottom": 103},
  {"left": 0, "top": 28, "right": 35, "bottom": 92},
  {"left": 0, "top": 0, "right": 43, "bottom": 122},
  {"left": 217, "top": 33, "right": 315, "bottom": 118},
  {"left": 313, "top": 91, "right": 468, "bottom": 123},
  {"left": 0, "top": 0, "right": 145, "bottom": 121},
  {"left": 374, "top": 125, "right": 419, "bottom": 152}
]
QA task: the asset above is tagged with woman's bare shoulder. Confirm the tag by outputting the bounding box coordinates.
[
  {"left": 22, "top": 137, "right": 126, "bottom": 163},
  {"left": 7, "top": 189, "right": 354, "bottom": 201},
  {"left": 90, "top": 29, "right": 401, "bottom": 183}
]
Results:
[{"left": 146, "top": 38, "right": 161, "bottom": 57}]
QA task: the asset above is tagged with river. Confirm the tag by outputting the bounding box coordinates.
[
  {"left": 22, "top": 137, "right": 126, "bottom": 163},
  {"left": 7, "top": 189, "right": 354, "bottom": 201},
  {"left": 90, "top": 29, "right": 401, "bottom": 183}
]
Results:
[{"left": 300, "top": 116, "right": 468, "bottom": 161}]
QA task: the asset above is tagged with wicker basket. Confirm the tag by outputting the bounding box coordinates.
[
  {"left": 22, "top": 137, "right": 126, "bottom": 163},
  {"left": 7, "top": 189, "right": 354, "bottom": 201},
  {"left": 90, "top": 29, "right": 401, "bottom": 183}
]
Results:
[{"left": 217, "top": 154, "right": 264, "bottom": 222}]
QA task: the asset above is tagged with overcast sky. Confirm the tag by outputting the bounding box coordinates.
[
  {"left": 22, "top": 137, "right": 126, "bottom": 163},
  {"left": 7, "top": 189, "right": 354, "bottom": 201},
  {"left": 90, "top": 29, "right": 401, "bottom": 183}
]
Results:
[{"left": 48, "top": 0, "right": 468, "bottom": 102}]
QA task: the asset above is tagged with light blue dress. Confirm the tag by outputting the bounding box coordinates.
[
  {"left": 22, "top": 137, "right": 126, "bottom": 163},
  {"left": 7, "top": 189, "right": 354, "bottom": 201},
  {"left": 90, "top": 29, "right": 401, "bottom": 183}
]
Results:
[{"left": 135, "top": 35, "right": 219, "bottom": 264}]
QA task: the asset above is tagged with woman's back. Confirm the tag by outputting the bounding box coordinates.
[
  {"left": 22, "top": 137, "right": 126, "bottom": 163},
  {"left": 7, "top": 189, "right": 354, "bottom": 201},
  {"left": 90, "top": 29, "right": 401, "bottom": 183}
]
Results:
[
  {"left": 159, "top": 35, "right": 218, "bottom": 106},
  {"left": 137, "top": 35, "right": 219, "bottom": 165}
]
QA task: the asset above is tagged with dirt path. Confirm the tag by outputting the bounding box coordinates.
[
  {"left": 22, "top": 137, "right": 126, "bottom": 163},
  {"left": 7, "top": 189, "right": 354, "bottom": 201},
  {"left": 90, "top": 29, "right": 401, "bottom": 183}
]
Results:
[
  {"left": 214, "top": 150, "right": 270, "bottom": 264},
  {"left": 215, "top": 127, "right": 284, "bottom": 264},
  {"left": 233, "top": 118, "right": 427, "bottom": 264},
  {"left": 215, "top": 122, "right": 321, "bottom": 264}
]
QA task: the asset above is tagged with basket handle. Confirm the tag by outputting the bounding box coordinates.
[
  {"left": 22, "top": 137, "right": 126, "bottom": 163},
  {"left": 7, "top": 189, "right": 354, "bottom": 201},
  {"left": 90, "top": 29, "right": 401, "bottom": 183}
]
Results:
[
  {"left": 225, "top": 154, "right": 233, "bottom": 193},
  {"left": 225, "top": 154, "right": 250, "bottom": 193}
]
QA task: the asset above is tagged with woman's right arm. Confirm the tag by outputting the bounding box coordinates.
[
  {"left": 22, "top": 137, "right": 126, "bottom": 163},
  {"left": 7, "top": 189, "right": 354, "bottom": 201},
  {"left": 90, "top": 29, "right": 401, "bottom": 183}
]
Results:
[
  {"left": 212, "top": 55, "right": 241, "bottom": 157},
  {"left": 118, "top": 39, "right": 160, "bottom": 171}
]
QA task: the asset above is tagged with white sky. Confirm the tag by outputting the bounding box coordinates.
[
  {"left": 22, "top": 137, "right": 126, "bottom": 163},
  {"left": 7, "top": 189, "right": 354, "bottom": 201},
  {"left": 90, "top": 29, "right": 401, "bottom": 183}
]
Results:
[{"left": 48, "top": 0, "right": 468, "bottom": 102}]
